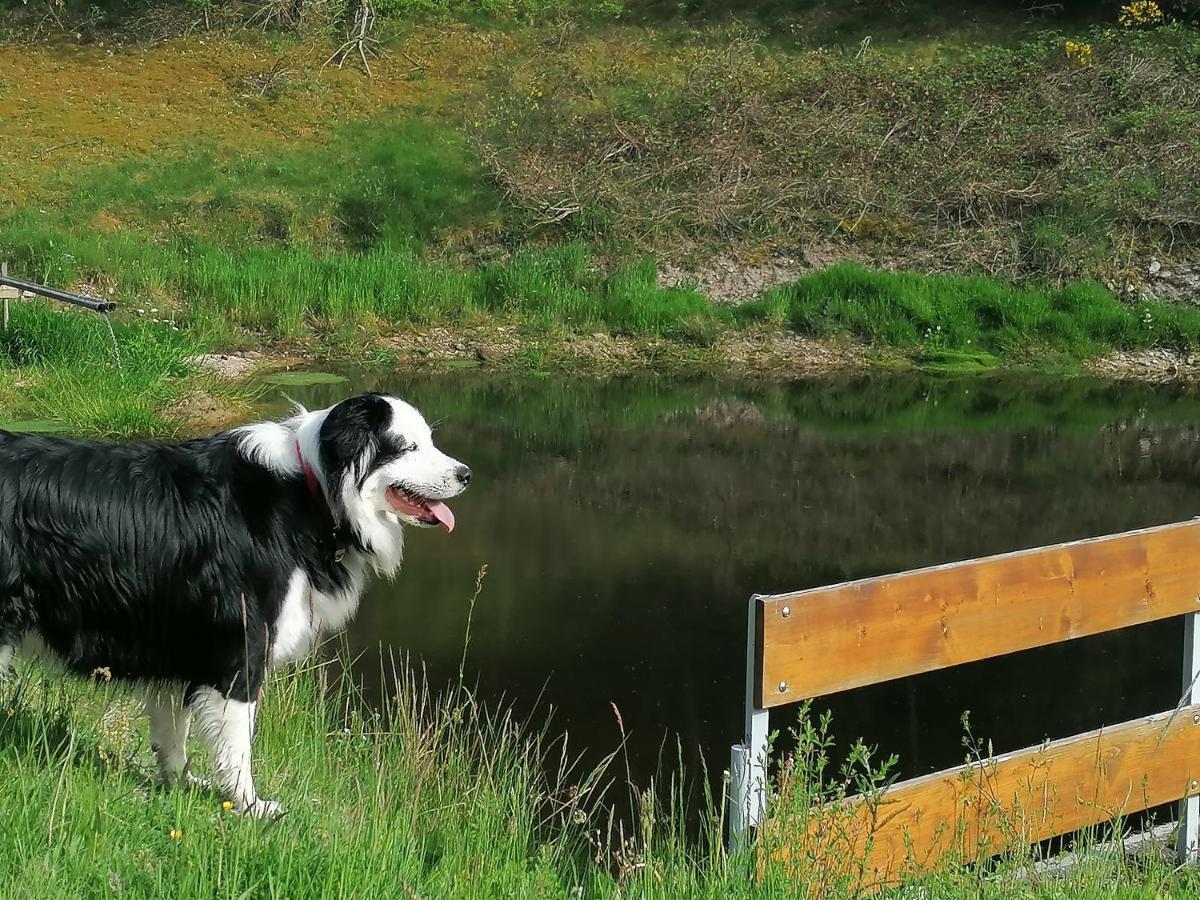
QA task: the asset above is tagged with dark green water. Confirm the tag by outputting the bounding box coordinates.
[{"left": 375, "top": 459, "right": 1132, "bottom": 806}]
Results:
[{"left": 260, "top": 372, "right": 1200, "bottom": 797}]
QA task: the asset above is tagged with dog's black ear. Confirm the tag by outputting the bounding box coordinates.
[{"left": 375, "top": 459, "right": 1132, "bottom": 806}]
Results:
[{"left": 318, "top": 394, "right": 392, "bottom": 485}]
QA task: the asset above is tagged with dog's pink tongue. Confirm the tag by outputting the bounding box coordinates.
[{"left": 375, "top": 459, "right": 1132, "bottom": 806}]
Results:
[{"left": 426, "top": 500, "right": 455, "bottom": 534}]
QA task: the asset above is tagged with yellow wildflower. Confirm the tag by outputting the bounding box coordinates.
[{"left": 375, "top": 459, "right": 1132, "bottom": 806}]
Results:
[
  {"left": 1119, "top": 1, "right": 1163, "bottom": 26},
  {"left": 169, "top": 829, "right": 182, "bottom": 840},
  {"left": 1065, "top": 40, "right": 1094, "bottom": 67},
  {"left": 222, "top": 801, "right": 234, "bottom": 811}
]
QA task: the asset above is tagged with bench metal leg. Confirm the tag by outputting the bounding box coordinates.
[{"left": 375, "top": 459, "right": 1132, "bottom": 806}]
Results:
[
  {"left": 729, "top": 595, "right": 770, "bottom": 851},
  {"left": 1180, "top": 611, "right": 1200, "bottom": 864},
  {"left": 729, "top": 708, "right": 770, "bottom": 850}
]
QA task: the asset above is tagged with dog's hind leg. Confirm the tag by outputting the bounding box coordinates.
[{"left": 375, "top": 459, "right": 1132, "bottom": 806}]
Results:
[
  {"left": 0, "top": 608, "right": 24, "bottom": 680},
  {"left": 0, "top": 561, "right": 24, "bottom": 681},
  {"left": 145, "top": 686, "right": 203, "bottom": 787},
  {"left": 190, "top": 685, "right": 282, "bottom": 818}
]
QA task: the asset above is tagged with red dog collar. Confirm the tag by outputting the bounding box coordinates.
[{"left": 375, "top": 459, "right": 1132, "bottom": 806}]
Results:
[{"left": 295, "top": 439, "right": 321, "bottom": 497}]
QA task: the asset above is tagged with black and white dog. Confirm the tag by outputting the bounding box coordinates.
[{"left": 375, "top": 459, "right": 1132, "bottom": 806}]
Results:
[{"left": 0, "top": 392, "right": 469, "bottom": 817}]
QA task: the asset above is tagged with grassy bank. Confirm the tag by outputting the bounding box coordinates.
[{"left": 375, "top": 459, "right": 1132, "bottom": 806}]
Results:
[
  {"left": 475, "top": 15, "right": 1200, "bottom": 285},
  {"left": 3, "top": 651, "right": 1199, "bottom": 898},
  {"left": 11, "top": 250, "right": 1200, "bottom": 436},
  {"left": 0, "top": 300, "right": 223, "bottom": 438},
  {"left": 3, "top": 5, "right": 1198, "bottom": 287},
  {"left": 9, "top": 257, "right": 1200, "bottom": 434},
  {"left": 0, "top": 4, "right": 1198, "bottom": 432}
]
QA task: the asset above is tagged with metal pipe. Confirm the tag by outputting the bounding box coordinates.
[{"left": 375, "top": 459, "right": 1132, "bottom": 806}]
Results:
[{"left": 0, "top": 275, "right": 117, "bottom": 314}]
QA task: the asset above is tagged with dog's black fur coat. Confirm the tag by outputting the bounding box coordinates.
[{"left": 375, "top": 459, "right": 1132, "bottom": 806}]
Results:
[{"left": 0, "top": 397, "right": 392, "bottom": 702}]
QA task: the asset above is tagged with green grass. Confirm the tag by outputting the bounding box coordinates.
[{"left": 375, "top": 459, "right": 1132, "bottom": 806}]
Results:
[
  {"left": 0, "top": 222, "right": 713, "bottom": 341},
  {"left": 9, "top": 252, "right": 1200, "bottom": 435},
  {"left": 738, "top": 264, "right": 1200, "bottom": 357},
  {"left": 50, "top": 117, "right": 500, "bottom": 254},
  {"left": 0, "top": 656, "right": 598, "bottom": 897},
  {"left": 3, "top": 654, "right": 1199, "bottom": 898},
  {"left": 0, "top": 300, "right": 200, "bottom": 438},
  {"left": 3, "top": 9, "right": 1200, "bottom": 893},
  {"left": 10, "top": 201, "right": 1199, "bottom": 354}
]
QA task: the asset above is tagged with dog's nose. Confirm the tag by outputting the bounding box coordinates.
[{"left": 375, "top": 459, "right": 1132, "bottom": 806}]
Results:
[{"left": 455, "top": 465, "right": 472, "bottom": 486}]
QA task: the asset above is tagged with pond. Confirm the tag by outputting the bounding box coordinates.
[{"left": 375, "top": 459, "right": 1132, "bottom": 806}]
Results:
[{"left": 259, "top": 372, "right": 1200, "bottom": 810}]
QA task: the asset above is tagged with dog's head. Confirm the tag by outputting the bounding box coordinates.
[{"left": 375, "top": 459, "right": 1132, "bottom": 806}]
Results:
[
  {"left": 237, "top": 391, "right": 469, "bottom": 574},
  {"left": 317, "top": 393, "right": 470, "bottom": 537}
]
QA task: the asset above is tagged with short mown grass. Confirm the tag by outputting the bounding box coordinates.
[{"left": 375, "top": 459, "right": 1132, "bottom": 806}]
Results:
[{"left": 38, "top": 117, "right": 500, "bottom": 255}]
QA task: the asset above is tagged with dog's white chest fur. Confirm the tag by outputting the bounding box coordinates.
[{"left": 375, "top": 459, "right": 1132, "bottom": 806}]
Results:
[{"left": 270, "top": 564, "right": 367, "bottom": 667}]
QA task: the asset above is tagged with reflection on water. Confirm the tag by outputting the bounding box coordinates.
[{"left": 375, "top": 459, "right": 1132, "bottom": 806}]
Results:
[{"left": 260, "top": 373, "right": 1200, "bottom": 798}]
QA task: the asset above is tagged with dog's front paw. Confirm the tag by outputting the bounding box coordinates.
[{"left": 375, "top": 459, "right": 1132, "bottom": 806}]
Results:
[{"left": 239, "top": 798, "right": 285, "bottom": 819}]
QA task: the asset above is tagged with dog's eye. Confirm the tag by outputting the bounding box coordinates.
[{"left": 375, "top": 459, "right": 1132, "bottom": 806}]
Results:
[{"left": 382, "top": 442, "right": 417, "bottom": 461}]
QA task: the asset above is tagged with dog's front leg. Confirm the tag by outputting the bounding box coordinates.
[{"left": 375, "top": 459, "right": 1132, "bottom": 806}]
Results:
[
  {"left": 190, "top": 685, "right": 282, "bottom": 818},
  {"left": 145, "top": 687, "right": 201, "bottom": 787}
]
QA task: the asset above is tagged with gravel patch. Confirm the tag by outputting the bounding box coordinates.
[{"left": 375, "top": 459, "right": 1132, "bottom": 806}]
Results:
[{"left": 187, "top": 352, "right": 263, "bottom": 380}]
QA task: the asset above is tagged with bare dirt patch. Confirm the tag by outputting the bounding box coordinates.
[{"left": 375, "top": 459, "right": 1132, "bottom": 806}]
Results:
[
  {"left": 384, "top": 324, "right": 521, "bottom": 364},
  {"left": 380, "top": 323, "right": 865, "bottom": 378},
  {"left": 187, "top": 351, "right": 264, "bottom": 380},
  {"left": 717, "top": 330, "right": 866, "bottom": 375},
  {"left": 174, "top": 389, "right": 250, "bottom": 434},
  {"left": 659, "top": 254, "right": 805, "bottom": 304},
  {"left": 656, "top": 242, "right": 873, "bottom": 304},
  {"left": 1136, "top": 259, "right": 1200, "bottom": 307},
  {"left": 1085, "top": 348, "right": 1200, "bottom": 382}
]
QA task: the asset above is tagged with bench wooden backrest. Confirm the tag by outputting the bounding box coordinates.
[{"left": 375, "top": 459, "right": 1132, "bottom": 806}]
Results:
[
  {"left": 731, "top": 520, "right": 1200, "bottom": 884},
  {"left": 758, "top": 520, "right": 1200, "bottom": 707}
]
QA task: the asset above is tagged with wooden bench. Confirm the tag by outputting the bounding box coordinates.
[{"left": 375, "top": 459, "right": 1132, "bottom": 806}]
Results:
[
  {"left": 728, "top": 520, "right": 1200, "bottom": 883},
  {"left": 1, "top": 262, "right": 19, "bottom": 331}
]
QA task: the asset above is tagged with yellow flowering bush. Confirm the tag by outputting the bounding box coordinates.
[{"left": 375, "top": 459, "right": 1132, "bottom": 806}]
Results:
[
  {"left": 1065, "top": 40, "right": 1094, "bottom": 66},
  {"left": 1119, "top": 1, "right": 1164, "bottom": 26}
]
